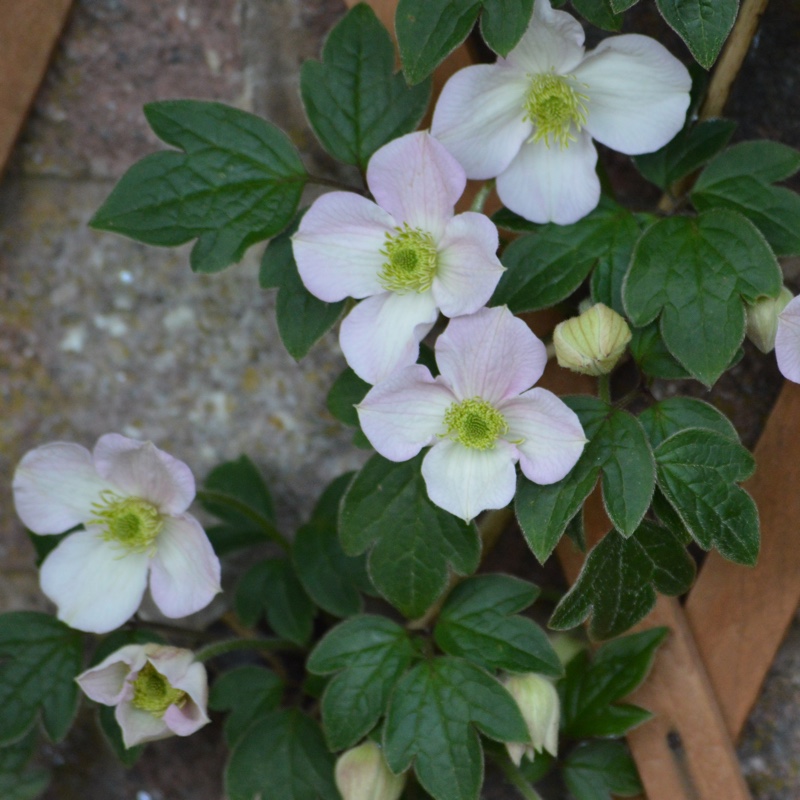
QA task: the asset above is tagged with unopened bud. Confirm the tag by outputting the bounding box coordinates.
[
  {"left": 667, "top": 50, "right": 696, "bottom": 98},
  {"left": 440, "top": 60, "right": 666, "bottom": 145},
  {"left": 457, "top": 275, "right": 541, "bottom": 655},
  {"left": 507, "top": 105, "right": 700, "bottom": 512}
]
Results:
[
  {"left": 746, "top": 287, "right": 794, "bottom": 353},
  {"left": 504, "top": 673, "right": 560, "bottom": 764},
  {"left": 335, "top": 741, "right": 406, "bottom": 800},
  {"left": 553, "top": 303, "right": 632, "bottom": 376}
]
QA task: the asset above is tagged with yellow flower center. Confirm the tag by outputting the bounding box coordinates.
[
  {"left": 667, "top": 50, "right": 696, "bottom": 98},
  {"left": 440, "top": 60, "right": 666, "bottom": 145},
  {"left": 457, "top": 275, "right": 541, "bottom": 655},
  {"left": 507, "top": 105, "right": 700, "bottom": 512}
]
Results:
[
  {"left": 523, "top": 72, "right": 588, "bottom": 149},
  {"left": 131, "top": 661, "right": 187, "bottom": 717},
  {"left": 443, "top": 398, "right": 508, "bottom": 450},
  {"left": 378, "top": 223, "right": 438, "bottom": 293},
  {"left": 90, "top": 491, "right": 163, "bottom": 553}
]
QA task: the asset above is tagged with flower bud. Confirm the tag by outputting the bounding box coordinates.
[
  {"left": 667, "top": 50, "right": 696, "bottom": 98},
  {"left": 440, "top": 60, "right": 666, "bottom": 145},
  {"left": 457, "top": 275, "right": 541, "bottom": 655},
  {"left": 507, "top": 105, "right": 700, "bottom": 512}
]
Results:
[
  {"left": 504, "top": 673, "right": 560, "bottom": 764},
  {"left": 549, "top": 633, "right": 585, "bottom": 667},
  {"left": 335, "top": 741, "right": 406, "bottom": 800},
  {"left": 553, "top": 303, "right": 632, "bottom": 376},
  {"left": 746, "top": 287, "right": 794, "bottom": 353}
]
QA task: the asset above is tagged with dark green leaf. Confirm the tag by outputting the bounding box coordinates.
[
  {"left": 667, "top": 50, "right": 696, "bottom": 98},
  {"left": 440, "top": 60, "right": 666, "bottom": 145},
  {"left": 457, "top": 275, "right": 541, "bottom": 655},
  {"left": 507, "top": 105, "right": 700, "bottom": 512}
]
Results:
[
  {"left": 491, "top": 206, "right": 541, "bottom": 233},
  {"left": 383, "top": 657, "right": 528, "bottom": 800},
  {"left": 307, "top": 616, "right": 416, "bottom": 750},
  {"left": 623, "top": 210, "right": 782, "bottom": 385},
  {"left": 609, "top": 0, "right": 639, "bottom": 10},
  {"left": 201, "top": 455, "right": 275, "bottom": 524},
  {"left": 588, "top": 211, "right": 642, "bottom": 315},
  {"left": 480, "top": 0, "right": 535, "bottom": 55},
  {"left": 639, "top": 396, "right": 738, "bottom": 449},
  {"left": 571, "top": 0, "right": 624, "bottom": 30},
  {"left": 656, "top": 0, "right": 738, "bottom": 68},
  {"left": 340, "top": 454, "right": 480, "bottom": 618},
  {"left": 629, "top": 323, "right": 692, "bottom": 380},
  {"left": 435, "top": 575, "right": 562, "bottom": 676},
  {"left": 91, "top": 101, "right": 307, "bottom": 273},
  {"left": 27, "top": 530, "right": 70, "bottom": 568},
  {"left": 301, "top": 4, "right": 431, "bottom": 169},
  {"left": 563, "top": 740, "right": 642, "bottom": 799},
  {"left": 226, "top": 710, "right": 337, "bottom": 800},
  {"left": 0, "top": 732, "right": 50, "bottom": 800},
  {"left": 327, "top": 368, "right": 370, "bottom": 427}
]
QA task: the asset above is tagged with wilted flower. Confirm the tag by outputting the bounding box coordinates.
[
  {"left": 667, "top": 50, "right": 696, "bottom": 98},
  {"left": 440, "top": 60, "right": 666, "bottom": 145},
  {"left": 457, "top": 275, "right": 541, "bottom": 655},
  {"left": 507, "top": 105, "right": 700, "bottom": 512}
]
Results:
[
  {"left": 504, "top": 673, "right": 560, "bottom": 763},
  {"left": 746, "top": 287, "right": 793, "bottom": 353},
  {"left": 357, "top": 306, "right": 586, "bottom": 521},
  {"left": 76, "top": 643, "right": 210, "bottom": 748},
  {"left": 775, "top": 295, "right": 800, "bottom": 382},
  {"left": 13, "top": 433, "right": 221, "bottom": 634},
  {"left": 292, "top": 131, "right": 504, "bottom": 384},
  {"left": 553, "top": 303, "right": 631, "bottom": 376},
  {"left": 431, "top": 0, "right": 691, "bottom": 224},
  {"left": 335, "top": 741, "right": 406, "bottom": 800}
]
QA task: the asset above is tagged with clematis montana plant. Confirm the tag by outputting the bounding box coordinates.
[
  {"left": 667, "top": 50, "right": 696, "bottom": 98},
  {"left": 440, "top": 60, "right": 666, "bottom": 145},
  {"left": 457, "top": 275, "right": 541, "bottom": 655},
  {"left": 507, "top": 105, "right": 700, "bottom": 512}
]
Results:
[{"left": 6, "top": 0, "right": 800, "bottom": 798}]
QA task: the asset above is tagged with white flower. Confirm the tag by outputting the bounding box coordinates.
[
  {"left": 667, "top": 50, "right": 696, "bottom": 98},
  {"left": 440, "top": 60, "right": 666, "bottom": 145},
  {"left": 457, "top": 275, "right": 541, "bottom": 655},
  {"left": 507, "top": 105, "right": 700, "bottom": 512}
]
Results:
[
  {"left": 76, "top": 643, "right": 210, "bottom": 747},
  {"left": 431, "top": 0, "right": 691, "bottom": 224},
  {"left": 335, "top": 741, "right": 406, "bottom": 800},
  {"left": 504, "top": 673, "right": 560, "bottom": 763},
  {"left": 292, "top": 131, "right": 504, "bottom": 384},
  {"left": 775, "top": 294, "right": 800, "bottom": 382},
  {"left": 747, "top": 287, "right": 793, "bottom": 354},
  {"left": 357, "top": 306, "right": 586, "bottom": 522},
  {"left": 13, "top": 433, "right": 221, "bottom": 634}
]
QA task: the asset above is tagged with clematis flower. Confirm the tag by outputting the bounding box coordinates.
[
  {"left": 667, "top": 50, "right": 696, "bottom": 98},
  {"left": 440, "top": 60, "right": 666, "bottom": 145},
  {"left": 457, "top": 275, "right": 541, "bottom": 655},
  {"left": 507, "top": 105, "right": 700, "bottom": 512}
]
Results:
[
  {"left": 357, "top": 306, "right": 586, "bottom": 521},
  {"left": 292, "top": 131, "right": 505, "bottom": 384},
  {"left": 13, "top": 433, "right": 221, "bottom": 634},
  {"left": 504, "top": 673, "right": 560, "bottom": 763},
  {"left": 775, "top": 295, "right": 800, "bottom": 382},
  {"left": 430, "top": 0, "right": 691, "bottom": 225},
  {"left": 335, "top": 741, "right": 407, "bottom": 800},
  {"left": 76, "top": 643, "right": 210, "bottom": 748}
]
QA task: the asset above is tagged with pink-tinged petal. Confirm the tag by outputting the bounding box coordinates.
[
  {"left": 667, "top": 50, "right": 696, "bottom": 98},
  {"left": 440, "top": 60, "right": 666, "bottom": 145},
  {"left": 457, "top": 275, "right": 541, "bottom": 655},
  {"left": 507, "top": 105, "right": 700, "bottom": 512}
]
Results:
[
  {"left": 144, "top": 645, "right": 196, "bottom": 686},
  {"left": 421, "top": 439, "right": 517, "bottom": 522},
  {"left": 93, "top": 435, "right": 195, "bottom": 515},
  {"left": 149, "top": 514, "right": 221, "bottom": 619},
  {"left": 433, "top": 212, "right": 504, "bottom": 317},
  {"left": 357, "top": 365, "right": 455, "bottom": 461},
  {"left": 576, "top": 34, "right": 691, "bottom": 155},
  {"left": 40, "top": 530, "right": 149, "bottom": 633},
  {"left": 77, "top": 656, "right": 138, "bottom": 706},
  {"left": 164, "top": 698, "right": 210, "bottom": 736},
  {"left": 431, "top": 64, "right": 532, "bottom": 180},
  {"left": 366, "top": 132, "right": 465, "bottom": 239},
  {"left": 435, "top": 307, "right": 547, "bottom": 405},
  {"left": 496, "top": 131, "right": 600, "bottom": 225},
  {"left": 505, "top": 0, "right": 585, "bottom": 74},
  {"left": 116, "top": 701, "right": 171, "bottom": 747},
  {"left": 776, "top": 296, "right": 800, "bottom": 383},
  {"left": 500, "top": 388, "right": 587, "bottom": 484},
  {"left": 170, "top": 661, "right": 209, "bottom": 710},
  {"left": 339, "top": 291, "right": 439, "bottom": 384},
  {"left": 13, "top": 443, "right": 113, "bottom": 534},
  {"left": 292, "top": 192, "right": 395, "bottom": 302}
]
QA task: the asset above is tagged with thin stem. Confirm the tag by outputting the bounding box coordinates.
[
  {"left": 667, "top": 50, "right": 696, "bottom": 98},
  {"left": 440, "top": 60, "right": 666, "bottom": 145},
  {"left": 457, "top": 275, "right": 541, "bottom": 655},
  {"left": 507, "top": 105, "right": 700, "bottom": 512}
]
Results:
[
  {"left": 470, "top": 179, "right": 495, "bottom": 213},
  {"left": 308, "top": 174, "right": 365, "bottom": 193},
  {"left": 491, "top": 753, "right": 545, "bottom": 800},
  {"left": 194, "top": 637, "right": 296, "bottom": 663},
  {"left": 598, "top": 374, "right": 611, "bottom": 404}
]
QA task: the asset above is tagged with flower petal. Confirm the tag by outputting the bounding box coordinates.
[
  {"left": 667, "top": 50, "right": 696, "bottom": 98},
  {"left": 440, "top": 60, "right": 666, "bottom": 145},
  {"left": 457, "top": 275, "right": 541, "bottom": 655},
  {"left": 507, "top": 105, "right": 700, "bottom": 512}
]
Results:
[
  {"left": 433, "top": 212, "right": 505, "bottom": 317},
  {"left": 495, "top": 131, "right": 600, "bottom": 225},
  {"left": 292, "top": 192, "right": 395, "bottom": 302},
  {"left": 76, "top": 647, "right": 143, "bottom": 706},
  {"left": 93, "top": 434, "right": 195, "bottom": 515},
  {"left": 116, "top": 701, "right": 171, "bottom": 747},
  {"left": 431, "top": 64, "right": 532, "bottom": 180},
  {"left": 40, "top": 530, "right": 149, "bottom": 633},
  {"left": 500, "top": 388, "right": 587, "bottom": 484},
  {"left": 13, "top": 443, "right": 113, "bottom": 534},
  {"left": 339, "top": 291, "right": 439, "bottom": 384},
  {"left": 149, "top": 514, "right": 221, "bottom": 619},
  {"left": 358, "top": 365, "right": 455, "bottom": 461},
  {"left": 164, "top": 696, "right": 211, "bottom": 736},
  {"left": 776, "top": 296, "right": 800, "bottom": 383},
  {"left": 435, "top": 307, "right": 547, "bottom": 405},
  {"left": 421, "top": 439, "right": 517, "bottom": 522},
  {"left": 366, "top": 132, "right": 465, "bottom": 239},
  {"left": 576, "top": 34, "right": 691, "bottom": 155}
]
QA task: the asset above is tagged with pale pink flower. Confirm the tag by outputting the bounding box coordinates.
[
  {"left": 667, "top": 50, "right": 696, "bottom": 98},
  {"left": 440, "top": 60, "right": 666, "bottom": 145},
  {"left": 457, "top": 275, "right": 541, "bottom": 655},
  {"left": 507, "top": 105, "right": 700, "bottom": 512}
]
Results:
[
  {"left": 431, "top": 0, "right": 691, "bottom": 225},
  {"left": 292, "top": 131, "right": 504, "bottom": 384},
  {"left": 13, "top": 434, "right": 221, "bottom": 634},
  {"left": 76, "top": 643, "right": 210, "bottom": 747},
  {"left": 775, "top": 295, "right": 800, "bottom": 382},
  {"left": 357, "top": 307, "right": 586, "bottom": 521}
]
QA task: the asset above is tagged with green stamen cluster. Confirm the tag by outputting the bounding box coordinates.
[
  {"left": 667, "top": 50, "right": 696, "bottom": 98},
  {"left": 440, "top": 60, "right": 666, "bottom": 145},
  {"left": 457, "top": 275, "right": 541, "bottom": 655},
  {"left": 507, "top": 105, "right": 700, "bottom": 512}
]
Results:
[
  {"left": 378, "top": 223, "right": 438, "bottom": 293},
  {"left": 131, "top": 661, "right": 187, "bottom": 717},
  {"left": 90, "top": 491, "right": 163, "bottom": 553},
  {"left": 523, "top": 72, "right": 588, "bottom": 149},
  {"left": 443, "top": 397, "right": 508, "bottom": 450}
]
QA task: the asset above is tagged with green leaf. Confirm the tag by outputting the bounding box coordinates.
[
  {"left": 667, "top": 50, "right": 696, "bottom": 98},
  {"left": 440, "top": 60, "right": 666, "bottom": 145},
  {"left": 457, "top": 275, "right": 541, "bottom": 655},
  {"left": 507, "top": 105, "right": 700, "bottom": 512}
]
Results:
[
  {"left": 480, "top": 0, "right": 535, "bottom": 55},
  {"left": 491, "top": 206, "right": 541, "bottom": 233},
  {"left": 27, "top": 529, "right": 70, "bottom": 568},
  {"left": 629, "top": 323, "right": 691, "bottom": 380},
  {"left": 494, "top": 198, "right": 639, "bottom": 312},
  {"left": 307, "top": 615, "right": 417, "bottom": 750},
  {"left": 550, "top": 522, "right": 695, "bottom": 639},
  {"left": 383, "top": 657, "right": 528, "bottom": 800},
  {"left": 562, "top": 740, "right": 642, "bottom": 799},
  {"left": 301, "top": 4, "right": 431, "bottom": 169},
  {"left": 654, "top": 428, "right": 759, "bottom": 564},
  {"left": 260, "top": 212, "right": 346, "bottom": 359},
  {"left": 692, "top": 140, "right": 800, "bottom": 256},
  {"left": 209, "top": 665, "right": 283, "bottom": 745},
  {"left": 609, "top": 0, "right": 639, "bottom": 10},
  {"left": 571, "top": 0, "right": 624, "bottom": 30},
  {"left": 655, "top": 0, "right": 738, "bottom": 68},
  {"left": 236, "top": 559, "right": 316, "bottom": 644},
  {"left": 634, "top": 119, "right": 736, "bottom": 190},
  {"left": 434, "top": 575, "right": 562, "bottom": 676},
  {"left": 560, "top": 628, "right": 667, "bottom": 738},
  {"left": 0, "top": 732, "right": 50, "bottom": 800},
  {"left": 226, "top": 709, "right": 338, "bottom": 800},
  {"left": 327, "top": 367, "right": 370, "bottom": 427},
  {"left": 339, "top": 454, "right": 480, "bottom": 618},
  {"left": 396, "top": 0, "right": 482, "bottom": 85},
  {"left": 91, "top": 100, "right": 307, "bottom": 273},
  {"left": 623, "top": 209, "right": 782, "bottom": 386},
  {"left": 639, "top": 396, "right": 738, "bottom": 449},
  {"left": 588, "top": 213, "right": 643, "bottom": 315}
]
